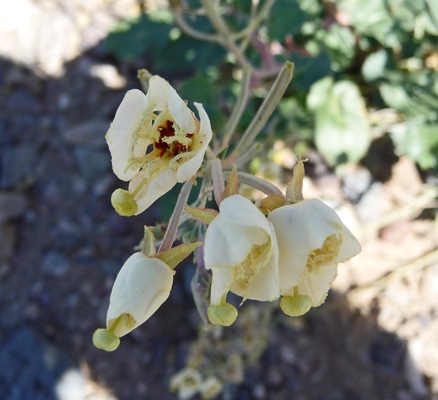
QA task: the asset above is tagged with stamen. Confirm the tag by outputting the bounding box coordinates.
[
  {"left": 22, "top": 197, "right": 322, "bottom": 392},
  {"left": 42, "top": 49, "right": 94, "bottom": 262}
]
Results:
[
  {"left": 306, "top": 234, "right": 340, "bottom": 273},
  {"left": 233, "top": 240, "right": 272, "bottom": 289}
]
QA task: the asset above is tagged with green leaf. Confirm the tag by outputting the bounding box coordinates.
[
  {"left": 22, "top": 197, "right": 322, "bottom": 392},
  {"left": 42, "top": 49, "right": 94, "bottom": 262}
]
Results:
[
  {"left": 179, "top": 76, "right": 216, "bottom": 105},
  {"left": 291, "top": 51, "right": 332, "bottom": 92},
  {"left": 307, "top": 78, "right": 371, "bottom": 166},
  {"left": 390, "top": 122, "right": 438, "bottom": 169},
  {"left": 322, "top": 25, "right": 356, "bottom": 71},
  {"left": 337, "top": 0, "right": 405, "bottom": 47},
  {"left": 268, "top": 0, "right": 309, "bottom": 40},
  {"left": 103, "top": 13, "right": 172, "bottom": 61},
  {"left": 362, "top": 49, "right": 388, "bottom": 82}
]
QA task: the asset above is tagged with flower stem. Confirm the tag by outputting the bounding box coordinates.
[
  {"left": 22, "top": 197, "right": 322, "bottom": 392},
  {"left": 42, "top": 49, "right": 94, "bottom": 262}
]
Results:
[
  {"left": 223, "top": 170, "right": 282, "bottom": 195},
  {"left": 227, "top": 61, "right": 294, "bottom": 161},
  {"left": 221, "top": 66, "right": 252, "bottom": 149},
  {"left": 199, "top": 0, "right": 250, "bottom": 69},
  {"left": 172, "top": 2, "right": 220, "bottom": 42},
  {"left": 225, "top": 142, "right": 263, "bottom": 168},
  {"left": 158, "top": 180, "right": 193, "bottom": 253},
  {"left": 211, "top": 158, "right": 225, "bottom": 206}
]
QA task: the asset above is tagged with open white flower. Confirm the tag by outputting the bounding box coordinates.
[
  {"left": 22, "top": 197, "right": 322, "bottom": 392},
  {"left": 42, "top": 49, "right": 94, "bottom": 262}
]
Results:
[
  {"left": 204, "top": 195, "right": 279, "bottom": 325},
  {"left": 267, "top": 199, "right": 361, "bottom": 315},
  {"left": 105, "top": 252, "right": 174, "bottom": 337},
  {"left": 106, "top": 75, "right": 212, "bottom": 216}
]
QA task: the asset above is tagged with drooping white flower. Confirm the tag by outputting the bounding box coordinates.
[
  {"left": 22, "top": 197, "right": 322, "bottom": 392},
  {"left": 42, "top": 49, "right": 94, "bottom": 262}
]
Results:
[
  {"left": 106, "top": 252, "right": 174, "bottom": 337},
  {"left": 267, "top": 198, "right": 361, "bottom": 313},
  {"left": 204, "top": 195, "right": 279, "bottom": 325},
  {"left": 106, "top": 75, "right": 212, "bottom": 216}
]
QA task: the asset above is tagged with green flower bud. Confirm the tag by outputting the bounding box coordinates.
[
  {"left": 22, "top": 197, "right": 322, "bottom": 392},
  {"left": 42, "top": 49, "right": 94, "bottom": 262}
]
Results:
[
  {"left": 280, "top": 294, "right": 312, "bottom": 317},
  {"left": 92, "top": 328, "right": 120, "bottom": 352},
  {"left": 111, "top": 189, "right": 137, "bottom": 216},
  {"left": 207, "top": 303, "right": 238, "bottom": 326}
]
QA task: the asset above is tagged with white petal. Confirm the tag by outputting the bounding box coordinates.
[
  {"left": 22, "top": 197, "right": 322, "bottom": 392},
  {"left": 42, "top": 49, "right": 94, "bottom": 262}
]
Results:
[
  {"left": 107, "top": 253, "right": 174, "bottom": 337},
  {"left": 337, "top": 224, "right": 362, "bottom": 262},
  {"left": 145, "top": 76, "right": 171, "bottom": 111},
  {"left": 176, "top": 103, "right": 213, "bottom": 182},
  {"left": 220, "top": 195, "right": 274, "bottom": 232},
  {"left": 194, "top": 102, "right": 213, "bottom": 146},
  {"left": 106, "top": 89, "right": 149, "bottom": 181},
  {"left": 210, "top": 266, "right": 234, "bottom": 305},
  {"left": 168, "top": 87, "right": 196, "bottom": 133},
  {"left": 176, "top": 148, "right": 204, "bottom": 182},
  {"left": 296, "top": 263, "right": 338, "bottom": 306},
  {"left": 269, "top": 198, "right": 362, "bottom": 291},
  {"left": 230, "top": 254, "right": 279, "bottom": 301},
  {"left": 129, "top": 168, "right": 177, "bottom": 215},
  {"left": 204, "top": 218, "right": 269, "bottom": 269},
  {"left": 268, "top": 199, "right": 339, "bottom": 252}
]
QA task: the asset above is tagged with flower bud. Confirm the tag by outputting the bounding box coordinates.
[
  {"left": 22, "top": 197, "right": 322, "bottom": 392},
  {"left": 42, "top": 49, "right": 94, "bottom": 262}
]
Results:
[{"left": 106, "top": 252, "right": 174, "bottom": 337}]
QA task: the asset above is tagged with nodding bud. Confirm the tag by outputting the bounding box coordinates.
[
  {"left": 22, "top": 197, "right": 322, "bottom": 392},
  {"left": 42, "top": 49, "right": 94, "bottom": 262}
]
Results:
[
  {"left": 280, "top": 295, "right": 312, "bottom": 317},
  {"left": 207, "top": 303, "right": 238, "bottom": 326},
  {"left": 92, "top": 328, "right": 120, "bottom": 352},
  {"left": 111, "top": 189, "right": 137, "bottom": 216}
]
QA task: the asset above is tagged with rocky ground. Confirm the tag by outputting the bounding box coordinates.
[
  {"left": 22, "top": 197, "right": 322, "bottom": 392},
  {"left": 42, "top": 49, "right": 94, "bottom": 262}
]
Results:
[{"left": 0, "top": 1, "right": 437, "bottom": 399}]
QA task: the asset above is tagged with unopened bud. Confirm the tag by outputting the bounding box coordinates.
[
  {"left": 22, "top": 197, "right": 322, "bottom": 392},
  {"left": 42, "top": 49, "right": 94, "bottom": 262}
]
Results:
[
  {"left": 207, "top": 303, "right": 238, "bottom": 326},
  {"left": 111, "top": 189, "right": 137, "bottom": 216},
  {"left": 280, "top": 294, "right": 312, "bottom": 317}
]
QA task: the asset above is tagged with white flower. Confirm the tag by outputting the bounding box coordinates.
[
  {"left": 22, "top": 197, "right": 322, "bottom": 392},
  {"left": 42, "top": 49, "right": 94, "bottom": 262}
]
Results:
[
  {"left": 204, "top": 195, "right": 279, "bottom": 325},
  {"left": 106, "top": 75, "right": 212, "bottom": 216},
  {"left": 267, "top": 198, "right": 361, "bottom": 312},
  {"left": 170, "top": 368, "right": 203, "bottom": 400},
  {"left": 106, "top": 252, "right": 174, "bottom": 337}
]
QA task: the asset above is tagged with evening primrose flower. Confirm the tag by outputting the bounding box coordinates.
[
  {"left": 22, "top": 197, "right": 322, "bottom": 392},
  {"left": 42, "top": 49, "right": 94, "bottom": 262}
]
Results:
[
  {"left": 267, "top": 199, "right": 361, "bottom": 316},
  {"left": 204, "top": 195, "right": 279, "bottom": 326},
  {"left": 106, "top": 75, "right": 212, "bottom": 216},
  {"left": 93, "top": 252, "right": 174, "bottom": 351}
]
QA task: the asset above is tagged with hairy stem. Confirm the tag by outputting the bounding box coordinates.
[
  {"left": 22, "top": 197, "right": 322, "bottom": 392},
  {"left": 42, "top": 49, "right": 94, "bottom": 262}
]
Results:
[
  {"left": 223, "top": 170, "right": 282, "bottom": 195},
  {"left": 211, "top": 158, "right": 225, "bottom": 206},
  {"left": 221, "top": 66, "right": 252, "bottom": 149},
  {"left": 158, "top": 180, "right": 194, "bottom": 253}
]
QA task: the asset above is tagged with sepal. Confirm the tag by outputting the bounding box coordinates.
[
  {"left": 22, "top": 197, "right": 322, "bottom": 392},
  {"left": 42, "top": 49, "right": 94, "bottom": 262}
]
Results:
[
  {"left": 184, "top": 206, "right": 218, "bottom": 224},
  {"left": 156, "top": 241, "right": 202, "bottom": 269}
]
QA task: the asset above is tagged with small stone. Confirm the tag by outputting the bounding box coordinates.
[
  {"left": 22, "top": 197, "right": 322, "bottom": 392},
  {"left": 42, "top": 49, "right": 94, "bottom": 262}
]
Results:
[
  {"left": 0, "top": 328, "right": 84, "bottom": 399},
  {"left": 62, "top": 119, "right": 109, "bottom": 147},
  {"left": 342, "top": 166, "right": 372, "bottom": 203},
  {"left": 266, "top": 366, "right": 284, "bottom": 388},
  {"left": 0, "top": 192, "right": 28, "bottom": 223},
  {"left": 55, "top": 369, "right": 86, "bottom": 400},
  {"left": 89, "top": 64, "right": 127, "bottom": 89},
  {"left": 253, "top": 383, "right": 266, "bottom": 399},
  {"left": 0, "top": 224, "right": 17, "bottom": 259},
  {"left": 73, "top": 147, "right": 110, "bottom": 180},
  {"left": 0, "top": 145, "right": 39, "bottom": 189},
  {"left": 42, "top": 252, "right": 70, "bottom": 278}
]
